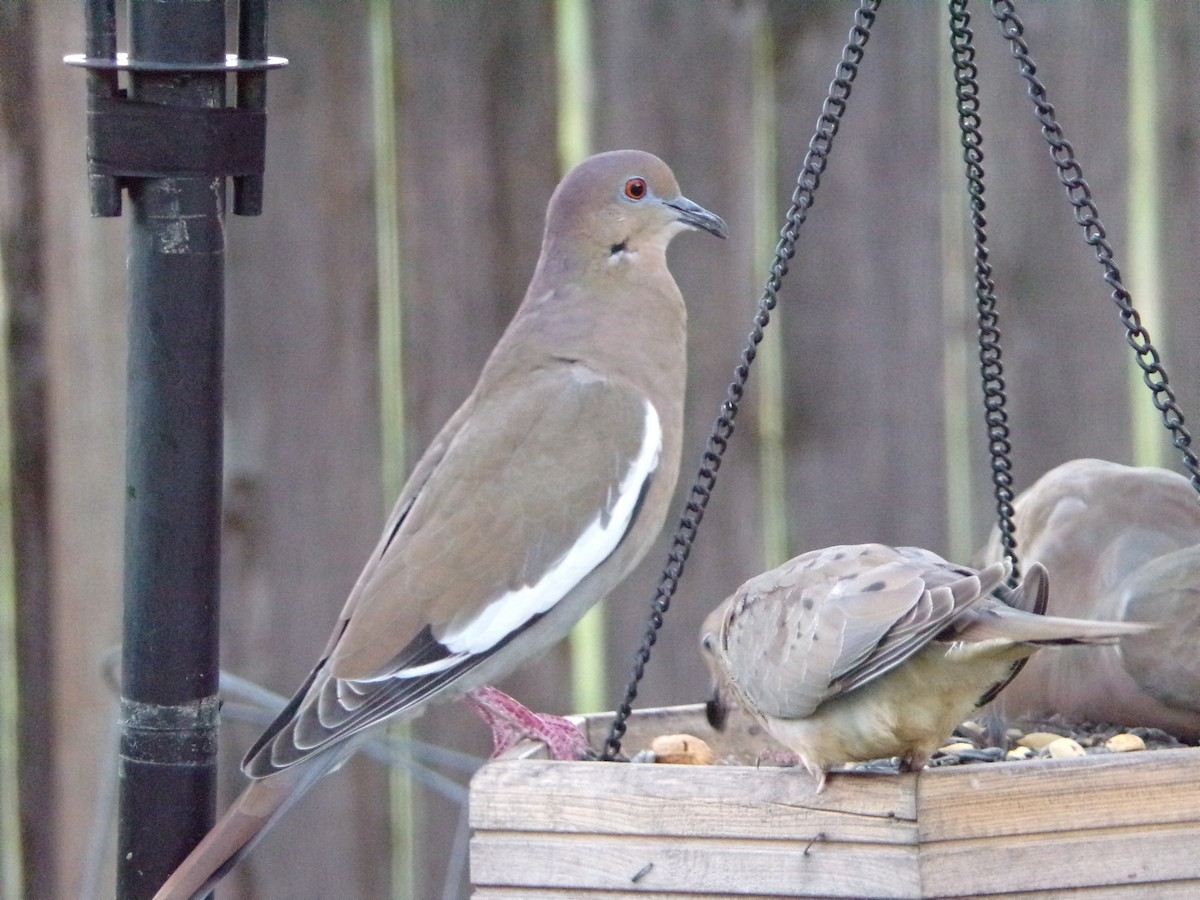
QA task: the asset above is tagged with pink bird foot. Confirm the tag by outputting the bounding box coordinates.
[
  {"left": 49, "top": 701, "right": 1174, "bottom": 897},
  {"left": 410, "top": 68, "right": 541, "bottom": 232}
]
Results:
[
  {"left": 466, "top": 685, "right": 591, "bottom": 760},
  {"left": 756, "top": 748, "right": 802, "bottom": 767}
]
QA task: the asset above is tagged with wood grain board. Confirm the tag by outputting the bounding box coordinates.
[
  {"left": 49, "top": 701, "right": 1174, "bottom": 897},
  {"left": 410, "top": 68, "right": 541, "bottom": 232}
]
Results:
[{"left": 470, "top": 706, "right": 1200, "bottom": 898}]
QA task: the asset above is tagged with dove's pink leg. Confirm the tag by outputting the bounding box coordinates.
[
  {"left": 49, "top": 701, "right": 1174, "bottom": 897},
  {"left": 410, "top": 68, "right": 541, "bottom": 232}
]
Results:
[{"left": 466, "top": 685, "right": 590, "bottom": 760}]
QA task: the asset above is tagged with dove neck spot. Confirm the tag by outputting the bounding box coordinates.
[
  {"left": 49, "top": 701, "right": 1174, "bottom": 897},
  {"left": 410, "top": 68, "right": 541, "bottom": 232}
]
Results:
[{"left": 608, "top": 239, "right": 640, "bottom": 265}]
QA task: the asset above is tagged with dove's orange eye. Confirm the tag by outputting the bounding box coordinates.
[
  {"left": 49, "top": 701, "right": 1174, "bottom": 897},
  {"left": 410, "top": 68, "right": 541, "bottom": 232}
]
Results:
[{"left": 624, "top": 177, "right": 648, "bottom": 200}]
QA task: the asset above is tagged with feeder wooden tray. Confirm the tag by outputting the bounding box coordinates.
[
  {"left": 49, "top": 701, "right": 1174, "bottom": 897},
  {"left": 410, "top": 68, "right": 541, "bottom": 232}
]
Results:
[{"left": 470, "top": 703, "right": 1200, "bottom": 899}]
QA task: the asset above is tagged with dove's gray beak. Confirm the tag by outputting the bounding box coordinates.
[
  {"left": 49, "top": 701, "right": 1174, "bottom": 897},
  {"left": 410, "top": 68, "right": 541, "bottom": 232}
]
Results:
[{"left": 666, "top": 195, "right": 728, "bottom": 239}]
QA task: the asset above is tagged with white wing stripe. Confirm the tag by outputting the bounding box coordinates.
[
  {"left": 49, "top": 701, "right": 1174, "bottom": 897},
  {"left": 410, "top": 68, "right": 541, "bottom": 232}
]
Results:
[
  {"left": 417, "top": 400, "right": 662, "bottom": 662},
  {"left": 392, "top": 650, "right": 471, "bottom": 679}
]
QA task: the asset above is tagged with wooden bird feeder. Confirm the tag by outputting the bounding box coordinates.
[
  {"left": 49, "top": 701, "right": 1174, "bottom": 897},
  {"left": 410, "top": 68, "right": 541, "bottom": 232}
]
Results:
[
  {"left": 472, "top": 2, "right": 1200, "bottom": 896},
  {"left": 470, "top": 704, "right": 1200, "bottom": 898}
]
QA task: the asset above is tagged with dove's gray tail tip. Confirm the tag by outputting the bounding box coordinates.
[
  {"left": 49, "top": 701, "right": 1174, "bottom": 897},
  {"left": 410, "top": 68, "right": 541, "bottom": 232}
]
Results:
[
  {"left": 1026, "top": 615, "right": 1159, "bottom": 646},
  {"left": 150, "top": 781, "right": 278, "bottom": 900},
  {"left": 150, "top": 758, "right": 324, "bottom": 900}
]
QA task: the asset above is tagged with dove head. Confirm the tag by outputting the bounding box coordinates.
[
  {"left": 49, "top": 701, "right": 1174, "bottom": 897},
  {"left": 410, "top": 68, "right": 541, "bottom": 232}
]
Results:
[
  {"left": 700, "top": 600, "right": 734, "bottom": 732},
  {"left": 539, "top": 150, "right": 727, "bottom": 274}
]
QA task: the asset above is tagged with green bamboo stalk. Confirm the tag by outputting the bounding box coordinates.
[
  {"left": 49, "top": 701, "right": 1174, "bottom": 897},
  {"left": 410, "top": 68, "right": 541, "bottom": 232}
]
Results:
[
  {"left": 555, "top": 0, "right": 593, "bottom": 174},
  {"left": 1126, "top": 2, "right": 1164, "bottom": 469},
  {"left": 555, "top": 0, "right": 606, "bottom": 716},
  {"left": 369, "top": 1, "right": 413, "bottom": 896},
  {"left": 938, "top": 23, "right": 974, "bottom": 564},
  {"left": 0, "top": 237, "right": 24, "bottom": 900},
  {"left": 373, "top": 3, "right": 406, "bottom": 500},
  {"left": 751, "top": 3, "right": 789, "bottom": 570}
]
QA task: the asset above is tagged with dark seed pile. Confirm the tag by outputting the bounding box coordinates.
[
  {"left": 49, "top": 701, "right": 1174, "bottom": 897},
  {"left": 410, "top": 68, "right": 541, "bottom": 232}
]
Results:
[{"left": 847, "top": 716, "right": 1192, "bottom": 775}]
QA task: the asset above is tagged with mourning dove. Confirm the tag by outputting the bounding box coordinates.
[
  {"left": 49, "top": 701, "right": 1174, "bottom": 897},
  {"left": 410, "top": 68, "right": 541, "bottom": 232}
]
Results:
[
  {"left": 701, "top": 543, "right": 1154, "bottom": 791},
  {"left": 153, "top": 149, "right": 727, "bottom": 899},
  {"left": 977, "top": 457, "right": 1200, "bottom": 738}
]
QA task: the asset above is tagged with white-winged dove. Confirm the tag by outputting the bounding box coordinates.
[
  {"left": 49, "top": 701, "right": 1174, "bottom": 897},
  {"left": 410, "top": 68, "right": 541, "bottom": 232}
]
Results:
[
  {"left": 700, "top": 543, "right": 1154, "bottom": 791},
  {"left": 976, "top": 457, "right": 1200, "bottom": 738},
  {"left": 153, "top": 149, "right": 727, "bottom": 900}
]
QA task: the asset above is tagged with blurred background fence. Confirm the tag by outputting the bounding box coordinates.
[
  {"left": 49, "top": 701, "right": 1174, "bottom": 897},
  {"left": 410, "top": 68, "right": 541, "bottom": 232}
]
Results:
[{"left": 1, "top": 1, "right": 1198, "bottom": 897}]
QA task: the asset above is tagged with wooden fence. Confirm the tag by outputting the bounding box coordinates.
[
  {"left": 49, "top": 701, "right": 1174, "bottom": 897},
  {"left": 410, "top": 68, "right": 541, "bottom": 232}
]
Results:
[{"left": 2, "top": 2, "right": 1199, "bottom": 898}]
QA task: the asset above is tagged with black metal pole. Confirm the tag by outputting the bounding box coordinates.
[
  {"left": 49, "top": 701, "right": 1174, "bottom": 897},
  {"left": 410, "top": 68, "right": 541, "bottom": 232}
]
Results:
[
  {"left": 117, "top": 2, "right": 226, "bottom": 897},
  {"left": 84, "top": 0, "right": 121, "bottom": 216},
  {"left": 234, "top": 0, "right": 268, "bottom": 215},
  {"left": 69, "top": 1, "right": 281, "bottom": 893}
]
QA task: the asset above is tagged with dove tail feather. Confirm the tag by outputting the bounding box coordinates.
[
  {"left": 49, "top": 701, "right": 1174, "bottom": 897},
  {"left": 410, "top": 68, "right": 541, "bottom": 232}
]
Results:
[
  {"left": 1019, "top": 615, "right": 1157, "bottom": 645},
  {"left": 151, "top": 750, "right": 342, "bottom": 900},
  {"left": 964, "top": 608, "right": 1156, "bottom": 645}
]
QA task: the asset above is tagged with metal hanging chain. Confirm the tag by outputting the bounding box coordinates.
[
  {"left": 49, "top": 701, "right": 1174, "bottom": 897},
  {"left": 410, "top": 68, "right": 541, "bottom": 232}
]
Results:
[
  {"left": 949, "top": 1, "right": 1038, "bottom": 712},
  {"left": 600, "top": 0, "right": 883, "bottom": 762},
  {"left": 949, "top": 0, "right": 1020, "bottom": 586},
  {"left": 990, "top": 0, "right": 1200, "bottom": 498}
]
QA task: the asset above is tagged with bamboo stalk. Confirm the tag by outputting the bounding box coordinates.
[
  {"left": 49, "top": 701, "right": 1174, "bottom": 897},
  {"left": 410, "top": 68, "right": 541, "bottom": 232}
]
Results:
[
  {"left": 555, "top": 0, "right": 606, "bottom": 716},
  {"left": 938, "top": 13, "right": 975, "bottom": 564},
  {"left": 0, "top": 238, "right": 24, "bottom": 900},
  {"left": 369, "top": 2, "right": 414, "bottom": 897},
  {"left": 750, "top": 2, "right": 789, "bottom": 570},
  {"left": 1126, "top": 2, "right": 1165, "bottom": 469}
]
